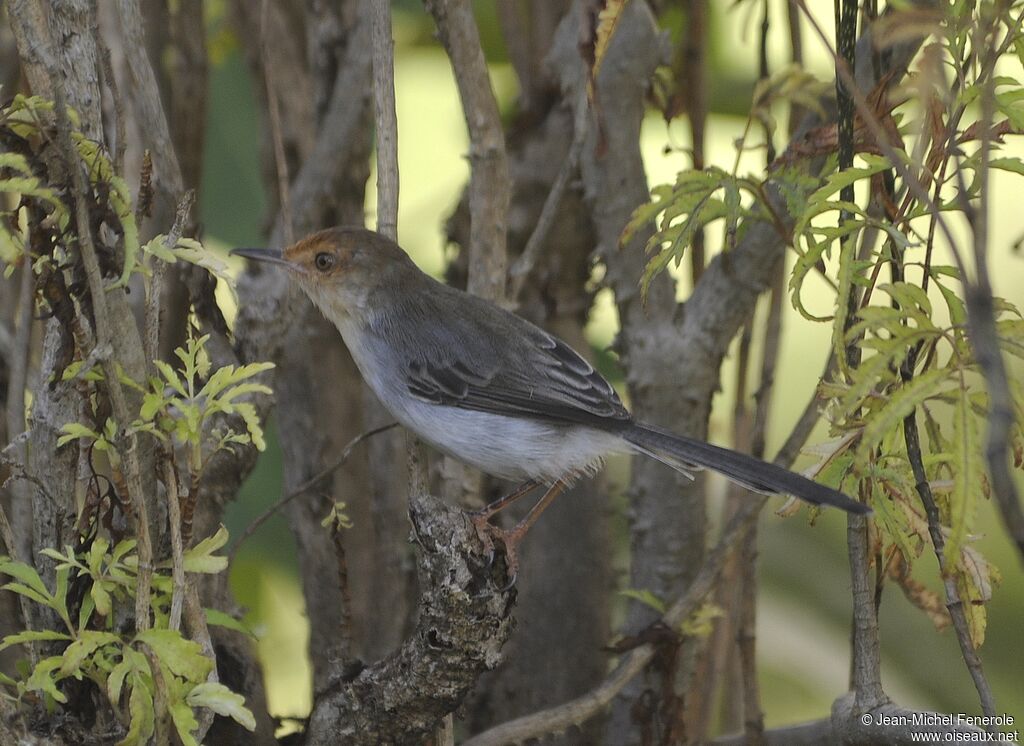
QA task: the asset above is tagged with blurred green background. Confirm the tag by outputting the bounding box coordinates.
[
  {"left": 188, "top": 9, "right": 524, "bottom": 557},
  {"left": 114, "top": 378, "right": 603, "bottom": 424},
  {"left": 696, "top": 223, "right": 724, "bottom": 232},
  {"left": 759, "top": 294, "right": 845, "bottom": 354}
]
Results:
[{"left": 199, "top": 0, "right": 1024, "bottom": 734}]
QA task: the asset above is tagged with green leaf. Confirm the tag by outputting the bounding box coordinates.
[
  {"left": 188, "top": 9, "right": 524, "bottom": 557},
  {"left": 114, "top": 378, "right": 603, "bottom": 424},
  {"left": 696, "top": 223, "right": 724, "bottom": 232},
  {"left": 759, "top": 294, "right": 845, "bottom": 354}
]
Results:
[
  {"left": 204, "top": 608, "right": 255, "bottom": 639},
  {"left": 91, "top": 581, "right": 113, "bottom": 618},
  {"left": 182, "top": 526, "right": 229, "bottom": 574},
  {"left": 186, "top": 682, "right": 256, "bottom": 732},
  {"left": 214, "top": 382, "right": 273, "bottom": 409},
  {"left": 118, "top": 671, "right": 155, "bottom": 746},
  {"left": 1, "top": 582, "right": 52, "bottom": 609},
  {"left": 87, "top": 536, "right": 111, "bottom": 577},
  {"left": 154, "top": 360, "right": 188, "bottom": 398},
  {"left": 107, "top": 647, "right": 146, "bottom": 705},
  {"left": 988, "top": 156, "right": 1024, "bottom": 176},
  {"left": 618, "top": 588, "right": 666, "bottom": 614},
  {"left": 0, "top": 629, "right": 72, "bottom": 653},
  {"left": 141, "top": 235, "right": 178, "bottom": 263},
  {"left": 61, "top": 631, "right": 121, "bottom": 676},
  {"left": 946, "top": 390, "right": 981, "bottom": 562},
  {"left": 78, "top": 592, "right": 96, "bottom": 632},
  {"left": 856, "top": 367, "right": 953, "bottom": 460},
  {"left": 56, "top": 422, "right": 100, "bottom": 448},
  {"left": 113, "top": 539, "right": 138, "bottom": 563},
  {"left": 26, "top": 656, "right": 67, "bottom": 703},
  {"left": 878, "top": 282, "right": 934, "bottom": 329},
  {"left": 0, "top": 560, "right": 50, "bottom": 600},
  {"left": 170, "top": 700, "right": 200, "bottom": 746},
  {"left": 234, "top": 402, "right": 267, "bottom": 451},
  {"left": 135, "top": 629, "right": 213, "bottom": 683},
  {"left": 171, "top": 238, "right": 234, "bottom": 286},
  {"left": 53, "top": 566, "right": 70, "bottom": 628}
]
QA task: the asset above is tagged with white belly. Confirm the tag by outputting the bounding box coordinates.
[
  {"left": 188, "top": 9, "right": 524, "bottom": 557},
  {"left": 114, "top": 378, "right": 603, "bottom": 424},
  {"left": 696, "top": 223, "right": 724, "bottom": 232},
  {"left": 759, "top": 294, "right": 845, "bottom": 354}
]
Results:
[{"left": 385, "top": 393, "right": 627, "bottom": 482}]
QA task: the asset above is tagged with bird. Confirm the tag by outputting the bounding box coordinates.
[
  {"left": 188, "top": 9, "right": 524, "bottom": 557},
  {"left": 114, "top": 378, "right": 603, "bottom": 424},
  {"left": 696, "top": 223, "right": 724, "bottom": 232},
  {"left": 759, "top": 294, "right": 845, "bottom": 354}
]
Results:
[{"left": 233, "top": 227, "right": 869, "bottom": 584}]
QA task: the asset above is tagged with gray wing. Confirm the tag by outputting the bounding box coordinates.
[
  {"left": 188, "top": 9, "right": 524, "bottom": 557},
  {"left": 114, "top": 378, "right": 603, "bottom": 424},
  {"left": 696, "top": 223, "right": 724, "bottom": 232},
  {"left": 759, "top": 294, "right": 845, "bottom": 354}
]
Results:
[{"left": 387, "top": 283, "right": 631, "bottom": 429}]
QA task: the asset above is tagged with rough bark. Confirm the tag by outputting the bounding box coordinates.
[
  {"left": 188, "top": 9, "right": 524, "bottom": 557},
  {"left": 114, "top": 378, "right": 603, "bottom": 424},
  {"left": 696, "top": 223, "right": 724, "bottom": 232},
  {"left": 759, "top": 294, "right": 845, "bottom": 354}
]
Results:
[{"left": 304, "top": 492, "right": 516, "bottom": 745}]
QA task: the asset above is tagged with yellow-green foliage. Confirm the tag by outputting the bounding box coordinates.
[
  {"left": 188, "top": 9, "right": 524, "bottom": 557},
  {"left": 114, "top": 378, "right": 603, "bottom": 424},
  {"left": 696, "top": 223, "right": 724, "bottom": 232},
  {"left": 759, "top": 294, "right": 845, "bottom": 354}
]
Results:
[
  {"left": 0, "top": 93, "right": 274, "bottom": 742},
  {"left": 0, "top": 529, "right": 255, "bottom": 746},
  {"left": 626, "top": 4, "right": 1024, "bottom": 649}
]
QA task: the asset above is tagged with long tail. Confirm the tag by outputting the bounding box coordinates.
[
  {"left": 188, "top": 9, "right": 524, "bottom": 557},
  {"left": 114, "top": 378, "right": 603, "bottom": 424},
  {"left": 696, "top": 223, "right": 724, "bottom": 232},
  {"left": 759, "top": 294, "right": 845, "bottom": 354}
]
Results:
[{"left": 623, "top": 423, "right": 869, "bottom": 515}]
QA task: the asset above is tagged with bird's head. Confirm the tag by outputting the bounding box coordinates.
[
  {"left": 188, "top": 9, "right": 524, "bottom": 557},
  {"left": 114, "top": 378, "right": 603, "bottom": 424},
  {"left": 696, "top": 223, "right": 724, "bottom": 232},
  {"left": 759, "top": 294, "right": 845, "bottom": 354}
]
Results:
[{"left": 232, "top": 227, "right": 416, "bottom": 321}]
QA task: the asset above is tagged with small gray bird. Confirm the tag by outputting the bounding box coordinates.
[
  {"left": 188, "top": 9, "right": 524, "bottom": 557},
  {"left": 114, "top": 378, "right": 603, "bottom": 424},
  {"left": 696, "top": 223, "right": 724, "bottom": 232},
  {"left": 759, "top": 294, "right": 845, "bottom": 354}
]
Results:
[{"left": 234, "top": 227, "right": 868, "bottom": 580}]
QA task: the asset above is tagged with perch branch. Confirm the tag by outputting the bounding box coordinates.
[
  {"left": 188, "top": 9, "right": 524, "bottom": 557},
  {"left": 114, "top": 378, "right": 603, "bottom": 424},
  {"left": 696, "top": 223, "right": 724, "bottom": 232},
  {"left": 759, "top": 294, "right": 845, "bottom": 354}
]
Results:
[{"left": 303, "top": 493, "right": 515, "bottom": 745}]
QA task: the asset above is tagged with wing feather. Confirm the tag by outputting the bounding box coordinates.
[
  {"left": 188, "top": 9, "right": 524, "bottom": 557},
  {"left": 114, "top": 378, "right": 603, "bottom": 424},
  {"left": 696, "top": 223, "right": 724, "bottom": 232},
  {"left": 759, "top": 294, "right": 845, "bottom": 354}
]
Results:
[{"left": 391, "top": 285, "right": 630, "bottom": 428}]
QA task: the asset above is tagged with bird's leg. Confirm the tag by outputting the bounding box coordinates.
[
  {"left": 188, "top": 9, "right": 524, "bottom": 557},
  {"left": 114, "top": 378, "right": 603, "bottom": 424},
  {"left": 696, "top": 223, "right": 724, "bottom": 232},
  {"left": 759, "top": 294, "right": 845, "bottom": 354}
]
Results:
[
  {"left": 470, "top": 479, "right": 541, "bottom": 520},
  {"left": 471, "top": 479, "right": 568, "bottom": 590},
  {"left": 468, "top": 479, "right": 540, "bottom": 566}
]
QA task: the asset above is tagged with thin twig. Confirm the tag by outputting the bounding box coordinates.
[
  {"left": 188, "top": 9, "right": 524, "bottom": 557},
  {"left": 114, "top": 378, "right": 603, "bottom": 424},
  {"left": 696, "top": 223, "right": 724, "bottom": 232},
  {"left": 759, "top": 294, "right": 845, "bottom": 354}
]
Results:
[
  {"left": 963, "top": 8, "right": 1024, "bottom": 568},
  {"left": 260, "top": 0, "right": 294, "bottom": 247},
  {"left": 0, "top": 494, "right": 36, "bottom": 664},
  {"left": 794, "top": 0, "right": 963, "bottom": 277},
  {"left": 685, "top": 0, "right": 708, "bottom": 282},
  {"left": 141, "top": 646, "right": 171, "bottom": 745},
  {"left": 785, "top": 0, "right": 806, "bottom": 136},
  {"left": 436, "top": 714, "right": 455, "bottom": 746},
  {"left": 371, "top": 0, "right": 400, "bottom": 242},
  {"left": 183, "top": 581, "right": 218, "bottom": 740},
  {"left": 508, "top": 86, "right": 588, "bottom": 299},
  {"left": 4, "top": 239, "right": 33, "bottom": 439},
  {"left": 423, "top": 0, "right": 509, "bottom": 304},
  {"left": 888, "top": 127, "right": 999, "bottom": 722},
  {"left": 161, "top": 456, "right": 185, "bottom": 632},
  {"left": 328, "top": 524, "right": 355, "bottom": 667},
  {"left": 97, "top": 40, "right": 127, "bottom": 177},
  {"left": 827, "top": 0, "right": 887, "bottom": 711},
  {"left": 902, "top": 407, "right": 998, "bottom": 723},
  {"left": 226, "top": 422, "right": 397, "bottom": 568},
  {"left": 807, "top": 0, "right": 1003, "bottom": 716},
  {"left": 464, "top": 500, "right": 764, "bottom": 746},
  {"left": 143, "top": 191, "right": 194, "bottom": 370}
]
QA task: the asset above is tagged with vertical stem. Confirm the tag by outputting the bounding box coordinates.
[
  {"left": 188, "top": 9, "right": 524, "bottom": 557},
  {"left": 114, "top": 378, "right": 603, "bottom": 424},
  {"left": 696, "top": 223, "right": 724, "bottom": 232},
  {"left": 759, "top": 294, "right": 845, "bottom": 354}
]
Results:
[
  {"left": 371, "top": 0, "right": 400, "bottom": 242},
  {"left": 785, "top": 0, "right": 805, "bottom": 136},
  {"left": 4, "top": 243, "right": 33, "bottom": 438},
  {"left": 162, "top": 457, "right": 185, "bottom": 632},
  {"left": 261, "top": 0, "right": 295, "bottom": 247},
  {"left": 684, "top": 0, "right": 707, "bottom": 284},
  {"left": 423, "top": 0, "right": 510, "bottom": 304},
  {"left": 831, "top": 0, "right": 884, "bottom": 710},
  {"left": 964, "top": 5, "right": 1024, "bottom": 566}
]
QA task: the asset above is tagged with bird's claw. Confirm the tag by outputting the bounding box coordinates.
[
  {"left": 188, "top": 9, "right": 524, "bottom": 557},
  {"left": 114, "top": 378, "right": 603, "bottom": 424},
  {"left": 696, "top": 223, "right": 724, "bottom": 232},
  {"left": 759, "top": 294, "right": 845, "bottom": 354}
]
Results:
[{"left": 468, "top": 512, "right": 521, "bottom": 593}]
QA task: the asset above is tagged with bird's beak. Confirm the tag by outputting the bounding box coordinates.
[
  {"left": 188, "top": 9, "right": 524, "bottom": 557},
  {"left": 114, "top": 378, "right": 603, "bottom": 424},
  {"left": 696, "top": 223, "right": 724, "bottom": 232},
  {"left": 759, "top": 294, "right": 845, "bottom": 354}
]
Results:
[{"left": 230, "top": 247, "right": 293, "bottom": 269}]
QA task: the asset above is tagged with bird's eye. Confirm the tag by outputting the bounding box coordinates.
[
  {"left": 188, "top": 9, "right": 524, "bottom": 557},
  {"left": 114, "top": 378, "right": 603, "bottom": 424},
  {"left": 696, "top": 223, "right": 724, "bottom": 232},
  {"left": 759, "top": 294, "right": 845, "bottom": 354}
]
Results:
[{"left": 314, "top": 252, "right": 335, "bottom": 272}]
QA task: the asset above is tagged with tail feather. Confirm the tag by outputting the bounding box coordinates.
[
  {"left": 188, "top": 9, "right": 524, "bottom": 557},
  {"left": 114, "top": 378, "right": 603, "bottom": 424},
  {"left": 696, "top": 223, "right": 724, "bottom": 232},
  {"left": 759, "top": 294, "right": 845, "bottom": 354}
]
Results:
[{"left": 624, "top": 423, "right": 869, "bottom": 515}]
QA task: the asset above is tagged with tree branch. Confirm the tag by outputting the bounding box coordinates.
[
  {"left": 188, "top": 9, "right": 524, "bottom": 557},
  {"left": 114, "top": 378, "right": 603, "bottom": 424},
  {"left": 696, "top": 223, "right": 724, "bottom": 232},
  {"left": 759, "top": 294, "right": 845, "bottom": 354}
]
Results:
[{"left": 304, "top": 493, "right": 515, "bottom": 745}]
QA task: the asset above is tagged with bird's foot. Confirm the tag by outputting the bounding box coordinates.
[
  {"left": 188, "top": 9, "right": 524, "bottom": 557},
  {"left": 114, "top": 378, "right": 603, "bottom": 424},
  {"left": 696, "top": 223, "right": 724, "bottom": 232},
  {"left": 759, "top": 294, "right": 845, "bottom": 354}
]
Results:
[{"left": 468, "top": 513, "right": 523, "bottom": 592}]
